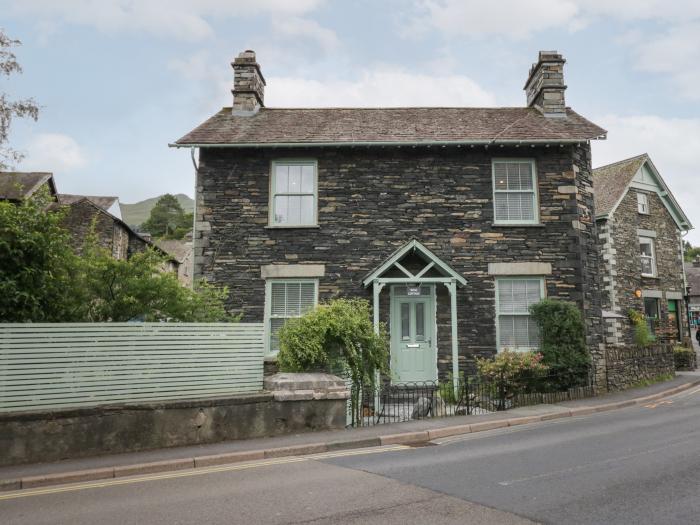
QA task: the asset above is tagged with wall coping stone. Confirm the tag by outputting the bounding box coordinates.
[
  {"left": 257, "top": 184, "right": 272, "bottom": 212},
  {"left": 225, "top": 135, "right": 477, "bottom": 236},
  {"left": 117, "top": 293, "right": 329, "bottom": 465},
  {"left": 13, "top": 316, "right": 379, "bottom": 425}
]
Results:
[{"left": 264, "top": 373, "right": 350, "bottom": 401}]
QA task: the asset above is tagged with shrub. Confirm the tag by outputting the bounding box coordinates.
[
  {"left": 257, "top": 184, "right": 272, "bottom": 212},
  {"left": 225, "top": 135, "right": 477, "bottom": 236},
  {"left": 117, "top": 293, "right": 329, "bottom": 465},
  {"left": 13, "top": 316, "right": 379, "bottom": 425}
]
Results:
[
  {"left": 476, "top": 350, "right": 549, "bottom": 407},
  {"left": 673, "top": 345, "right": 696, "bottom": 371},
  {"left": 529, "top": 299, "right": 590, "bottom": 388},
  {"left": 629, "top": 309, "right": 653, "bottom": 347},
  {"left": 277, "top": 298, "right": 389, "bottom": 385}
]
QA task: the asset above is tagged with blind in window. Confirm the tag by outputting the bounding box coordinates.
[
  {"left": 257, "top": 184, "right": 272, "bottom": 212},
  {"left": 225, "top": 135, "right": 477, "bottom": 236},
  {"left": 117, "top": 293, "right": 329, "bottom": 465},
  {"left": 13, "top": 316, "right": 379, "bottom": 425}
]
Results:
[
  {"left": 269, "top": 281, "right": 317, "bottom": 352},
  {"left": 497, "top": 278, "right": 542, "bottom": 350},
  {"left": 493, "top": 161, "right": 537, "bottom": 223}
]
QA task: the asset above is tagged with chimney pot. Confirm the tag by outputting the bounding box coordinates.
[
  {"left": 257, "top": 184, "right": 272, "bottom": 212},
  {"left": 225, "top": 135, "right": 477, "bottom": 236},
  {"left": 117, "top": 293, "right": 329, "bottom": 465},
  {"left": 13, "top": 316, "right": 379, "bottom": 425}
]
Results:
[
  {"left": 231, "top": 50, "right": 266, "bottom": 116},
  {"left": 524, "top": 50, "right": 567, "bottom": 118}
]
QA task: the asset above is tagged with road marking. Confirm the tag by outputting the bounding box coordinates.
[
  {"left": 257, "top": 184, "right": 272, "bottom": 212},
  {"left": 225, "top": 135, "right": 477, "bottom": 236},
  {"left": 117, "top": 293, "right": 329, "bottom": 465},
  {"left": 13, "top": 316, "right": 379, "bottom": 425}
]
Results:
[
  {"left": 0, "top": 445, "right": 410, "bottom": 501},
  {"left": 643, "top": 400, "right": 673, "bottom": 409},
  {"left": 669, "top": 386, "right": 700, "bottom": 401}
]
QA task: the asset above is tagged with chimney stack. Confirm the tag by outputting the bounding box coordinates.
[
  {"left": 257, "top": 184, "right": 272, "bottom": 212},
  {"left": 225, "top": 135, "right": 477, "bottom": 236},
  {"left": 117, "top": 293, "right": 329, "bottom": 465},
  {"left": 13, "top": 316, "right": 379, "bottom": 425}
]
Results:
[
  {"left": 232, "top": 50, "right": 265, "bottom": 115},
  {"left": 524, "top": 51, "right": 567, "bottom": 118}
]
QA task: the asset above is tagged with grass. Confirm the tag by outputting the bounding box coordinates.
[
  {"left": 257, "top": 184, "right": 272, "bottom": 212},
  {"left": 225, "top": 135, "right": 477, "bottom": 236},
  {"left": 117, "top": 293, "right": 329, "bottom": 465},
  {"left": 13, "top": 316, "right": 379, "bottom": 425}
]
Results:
[{"left": 627, "top": 372, "right": 674, "bottom": 390}]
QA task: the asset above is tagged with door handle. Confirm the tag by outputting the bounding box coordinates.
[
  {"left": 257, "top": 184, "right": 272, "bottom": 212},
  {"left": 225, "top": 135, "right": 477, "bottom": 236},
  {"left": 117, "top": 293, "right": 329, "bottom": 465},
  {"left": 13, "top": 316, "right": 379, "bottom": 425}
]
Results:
[{"left": 406, "top": 344, "right": 419, "bottom": 348}]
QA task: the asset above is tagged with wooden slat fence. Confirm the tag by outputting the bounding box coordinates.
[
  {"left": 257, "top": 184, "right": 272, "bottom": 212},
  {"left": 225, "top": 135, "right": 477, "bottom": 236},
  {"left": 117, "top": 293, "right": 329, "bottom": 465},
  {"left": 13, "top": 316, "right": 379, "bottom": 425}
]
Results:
[{"left": 0, "top": 323, "right": 264, "bottom": 413}]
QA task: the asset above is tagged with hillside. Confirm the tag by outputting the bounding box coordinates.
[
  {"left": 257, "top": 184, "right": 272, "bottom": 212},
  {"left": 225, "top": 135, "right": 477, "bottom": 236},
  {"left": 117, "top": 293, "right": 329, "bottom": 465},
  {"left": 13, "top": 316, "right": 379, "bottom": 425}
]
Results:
[{"left": 120, "top": 193, "right": 194, "bottom": 227}]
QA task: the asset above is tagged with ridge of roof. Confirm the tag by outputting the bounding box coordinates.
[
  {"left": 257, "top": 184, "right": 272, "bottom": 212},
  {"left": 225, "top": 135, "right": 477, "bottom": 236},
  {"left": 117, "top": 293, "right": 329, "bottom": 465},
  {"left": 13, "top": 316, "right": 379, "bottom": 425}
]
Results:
[{"left": 593, "top": 153, "right": 648, "bottom": 173}]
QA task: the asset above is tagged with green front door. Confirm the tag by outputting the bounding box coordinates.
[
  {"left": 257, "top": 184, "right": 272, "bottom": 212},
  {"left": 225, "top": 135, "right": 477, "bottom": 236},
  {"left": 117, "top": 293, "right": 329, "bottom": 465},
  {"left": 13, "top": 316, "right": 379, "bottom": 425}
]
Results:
[{"left": 391, "top": 286, "right": 436, "bottom": 383}]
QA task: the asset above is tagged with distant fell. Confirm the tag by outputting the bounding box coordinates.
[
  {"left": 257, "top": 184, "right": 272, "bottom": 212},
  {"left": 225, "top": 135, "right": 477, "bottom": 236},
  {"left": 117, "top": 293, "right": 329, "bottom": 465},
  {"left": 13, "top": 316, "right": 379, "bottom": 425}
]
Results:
[{"left": 120, "top": 193, "right": 194, "bottom": 228}]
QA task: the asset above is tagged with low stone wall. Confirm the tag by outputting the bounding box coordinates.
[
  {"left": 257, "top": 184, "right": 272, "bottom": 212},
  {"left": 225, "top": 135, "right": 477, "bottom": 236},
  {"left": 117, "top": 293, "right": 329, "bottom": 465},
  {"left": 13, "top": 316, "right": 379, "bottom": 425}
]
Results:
[
  {"left": 0, "top": 373, "right": 349, "bottom": 467},
  {"left": 605, "top": 345, "right": 674, "bottom": 392}
]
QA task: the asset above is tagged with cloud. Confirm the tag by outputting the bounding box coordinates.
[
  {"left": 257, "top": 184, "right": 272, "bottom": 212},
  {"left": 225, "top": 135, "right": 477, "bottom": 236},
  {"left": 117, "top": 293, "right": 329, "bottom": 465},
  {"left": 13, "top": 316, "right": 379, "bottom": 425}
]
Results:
[
  {"left": 271, "top": 17, "right": 339, "bottom": 52},
  {"left": 9, "top": 0, "right": 325, "bottom": 41},
  {"left": 592, "top": 114, "right": 700, "bottom": 242},
  {"left": 20, "top": 133, "right": 88, "bottom": 172},
  {"left": 266, "top": 68, "right": 496, "bottom": 107}
]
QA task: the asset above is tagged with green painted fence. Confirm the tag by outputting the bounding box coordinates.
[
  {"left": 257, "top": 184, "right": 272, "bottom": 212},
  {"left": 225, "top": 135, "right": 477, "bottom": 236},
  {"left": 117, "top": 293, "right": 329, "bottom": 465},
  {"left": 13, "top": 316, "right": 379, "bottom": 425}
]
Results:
[{"left": 0, "top": 323, "right": 264, "bottom": 413}]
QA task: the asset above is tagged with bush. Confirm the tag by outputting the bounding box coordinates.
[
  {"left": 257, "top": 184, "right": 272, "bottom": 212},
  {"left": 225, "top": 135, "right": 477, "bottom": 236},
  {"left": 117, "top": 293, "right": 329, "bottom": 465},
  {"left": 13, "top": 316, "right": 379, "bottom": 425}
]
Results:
[
  {"left": 529, "top": 299, "right": 590, "bottom": 388},
  {"left": 476, "top": 350, "right": 549, "bottom": 407},
  {"left": 673, "top": 345, "right": 696, "bottom": 371},
  {"left": 277, "top": 298, "right": 389, "bottom": 385},
  {"left": 629, "top": 309, "right": 653, "bottom": 347}
]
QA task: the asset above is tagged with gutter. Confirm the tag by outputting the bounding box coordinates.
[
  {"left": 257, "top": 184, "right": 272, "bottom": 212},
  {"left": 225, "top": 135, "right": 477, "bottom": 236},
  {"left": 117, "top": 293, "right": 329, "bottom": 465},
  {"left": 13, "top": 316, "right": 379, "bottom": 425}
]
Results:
[{"left": 169, "top": 137, "right": 606, "bottom": 149}]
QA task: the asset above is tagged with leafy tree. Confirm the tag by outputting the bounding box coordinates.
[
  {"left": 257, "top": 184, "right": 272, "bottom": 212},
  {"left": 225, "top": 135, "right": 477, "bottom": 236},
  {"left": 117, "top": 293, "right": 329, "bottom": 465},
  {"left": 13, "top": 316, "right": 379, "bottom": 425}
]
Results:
[
  {"left": 0, "top": 188, "right": 84, "bottom": 321},
  {"left": 277, "top": 298, "right": 389, "bottom": 385},
  {"left": 1, "top": 30, "right": 39, "bottom": 170},
  {"left": 683, "top": 241, "right": 700, "bottom": 262},
  {"left": 529, "top": 299, "right": 591, "bottom": 388},
  {"left": 141, "top": 194, "right": 192, "bottom": 239},
  {"left": 77, "top": 237, "right": 233, "bottom": 322}
]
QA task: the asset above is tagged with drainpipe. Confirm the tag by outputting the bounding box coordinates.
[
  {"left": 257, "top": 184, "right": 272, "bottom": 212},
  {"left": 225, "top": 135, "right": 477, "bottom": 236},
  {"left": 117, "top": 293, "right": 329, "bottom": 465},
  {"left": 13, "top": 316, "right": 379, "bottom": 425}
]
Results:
[{"left": 190, "top": 147, "right": 198, "bottom": 290}]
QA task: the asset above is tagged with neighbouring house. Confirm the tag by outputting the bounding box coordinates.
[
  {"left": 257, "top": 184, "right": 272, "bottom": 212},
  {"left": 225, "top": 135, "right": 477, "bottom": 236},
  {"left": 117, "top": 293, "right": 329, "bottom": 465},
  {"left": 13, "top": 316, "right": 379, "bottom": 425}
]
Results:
[
  {"left": 58, "top": 193, "right": 180, "bottom": 272},
  {"left": 0, "top": 171, "right": 57, "bottom": 202},
  {"left": 173, "top": 50, "right": 608, "bottom": 385},
  {"left": 684, "top": 258, "right": 700, "bottom": 327},
  {"left": 156, "top": 238, "right": 194, "bottom": 286},
  {"left": 593, "top": 154, "right": 692, "bottom": 346}
]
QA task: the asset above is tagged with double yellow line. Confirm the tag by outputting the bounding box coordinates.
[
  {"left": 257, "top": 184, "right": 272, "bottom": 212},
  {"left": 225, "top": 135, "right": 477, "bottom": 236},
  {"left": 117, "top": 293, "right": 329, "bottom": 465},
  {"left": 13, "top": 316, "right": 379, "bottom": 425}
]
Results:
[{"left": 0, "top": 445, "right": 409, "bottom": 501}]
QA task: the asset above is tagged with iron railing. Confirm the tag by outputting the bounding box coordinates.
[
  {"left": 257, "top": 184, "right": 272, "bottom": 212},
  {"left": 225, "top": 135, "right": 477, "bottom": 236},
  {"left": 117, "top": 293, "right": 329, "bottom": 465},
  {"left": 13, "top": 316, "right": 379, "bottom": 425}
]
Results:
[{"left": 348, "top": 369, "right": 594, "bottom": 427}]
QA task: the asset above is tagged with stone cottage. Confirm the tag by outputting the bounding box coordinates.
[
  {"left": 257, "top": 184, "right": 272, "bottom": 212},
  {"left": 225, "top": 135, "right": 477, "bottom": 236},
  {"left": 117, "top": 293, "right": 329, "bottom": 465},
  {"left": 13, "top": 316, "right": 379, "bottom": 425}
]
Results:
[
  {"left": 593, "top": 154, "right": 692, "bottom": 346},
  {"left": 0, "top": 171, "right": 57, "bottom": 202},
  {"left": 173, "top": 50, "right": 608, "bottom": 385}
]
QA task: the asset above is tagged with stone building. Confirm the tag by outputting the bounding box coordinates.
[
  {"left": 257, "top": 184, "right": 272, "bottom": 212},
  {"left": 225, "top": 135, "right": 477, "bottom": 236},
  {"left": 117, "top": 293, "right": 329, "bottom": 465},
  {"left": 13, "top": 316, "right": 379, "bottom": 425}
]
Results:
[
  {"left": 593, "top": 154, "right": 692, "bottom": 346},
  {"left": 684, "top": 259, "right": 700, "bottom": 327},
  {"left": 173, "top": 50, "right": 608, "bottom": 384},
  {"left": 0, "top": 171, "right": 57, "bottom": 202}
]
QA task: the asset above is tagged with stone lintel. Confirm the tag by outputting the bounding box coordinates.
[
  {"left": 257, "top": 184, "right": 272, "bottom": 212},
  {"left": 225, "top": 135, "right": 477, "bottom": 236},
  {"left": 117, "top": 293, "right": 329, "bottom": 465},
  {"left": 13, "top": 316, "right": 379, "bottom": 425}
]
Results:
[
  {"left": 261, "top": 264, "right": 325, "bottom": 279},
  {"left": 642, "top": 289, "right": 662, "bottom": 299},
  {"left": 637, "top": 229, "right": 657, "bottom": 238},
  {"left": 666, "top": 291, "right": 683, "bottom": 300},
  {"left": 488, "top": 262, "right": 552, "bottom": 276}
]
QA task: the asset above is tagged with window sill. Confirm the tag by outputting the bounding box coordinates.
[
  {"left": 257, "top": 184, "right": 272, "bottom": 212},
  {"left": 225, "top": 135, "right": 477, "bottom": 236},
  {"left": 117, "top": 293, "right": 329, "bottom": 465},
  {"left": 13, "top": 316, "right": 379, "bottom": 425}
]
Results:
[
  {"left": 492, "top": 223, "right": 545, "bottom": 228},
  {"left": 641, "top": 275, "right": 659, "bottom": 279},
  {"left": 265, "top": 225, "right": 320, "bottom": 229}
]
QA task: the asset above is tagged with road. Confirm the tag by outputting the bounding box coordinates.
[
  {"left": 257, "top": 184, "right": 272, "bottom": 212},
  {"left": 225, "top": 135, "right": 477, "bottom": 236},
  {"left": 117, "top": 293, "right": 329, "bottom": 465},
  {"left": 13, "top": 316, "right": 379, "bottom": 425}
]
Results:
[{"left": 2, "top": 386, "right": 700, "bottom": 524}]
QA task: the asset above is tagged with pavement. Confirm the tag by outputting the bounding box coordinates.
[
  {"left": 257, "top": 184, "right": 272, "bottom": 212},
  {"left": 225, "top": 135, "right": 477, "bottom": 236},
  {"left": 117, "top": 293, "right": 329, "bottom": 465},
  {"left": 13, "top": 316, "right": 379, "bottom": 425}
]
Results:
[
  {"left": 1, "top": 371, "right": 699, "bottom": 492},
  {"left": 2, "top": 372, "right": 700, "bottom": 524}
]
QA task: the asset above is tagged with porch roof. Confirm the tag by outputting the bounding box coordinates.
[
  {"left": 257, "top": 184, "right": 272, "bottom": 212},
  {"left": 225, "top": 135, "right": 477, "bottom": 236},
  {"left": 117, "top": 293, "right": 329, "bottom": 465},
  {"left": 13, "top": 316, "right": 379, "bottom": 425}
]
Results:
[{"left": 362, "top": 239, "right": 466, "bottom": 288}]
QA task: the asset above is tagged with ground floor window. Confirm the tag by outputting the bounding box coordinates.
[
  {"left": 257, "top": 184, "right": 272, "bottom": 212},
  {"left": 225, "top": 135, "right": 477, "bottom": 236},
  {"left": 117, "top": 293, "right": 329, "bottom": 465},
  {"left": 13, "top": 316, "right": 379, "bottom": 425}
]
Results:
[
  {"left": 643, "top": 297, "right": 660, "bottom": 338},
  {"left": 495, "top": 277, "right": 544, "bottom": 351},
  {"left": 265, "top": 279, "right": 318, "bottom": 354}
]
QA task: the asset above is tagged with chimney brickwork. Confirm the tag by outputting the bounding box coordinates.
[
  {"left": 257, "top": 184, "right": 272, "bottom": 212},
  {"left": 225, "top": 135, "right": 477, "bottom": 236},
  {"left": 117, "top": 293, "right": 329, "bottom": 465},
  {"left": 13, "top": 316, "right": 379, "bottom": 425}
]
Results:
[
  {"left": 232, "top": 50, "right": 265, "bottom": 115},
  {"left": 524, "top": 51, "right": 567, "bottom": 118}
]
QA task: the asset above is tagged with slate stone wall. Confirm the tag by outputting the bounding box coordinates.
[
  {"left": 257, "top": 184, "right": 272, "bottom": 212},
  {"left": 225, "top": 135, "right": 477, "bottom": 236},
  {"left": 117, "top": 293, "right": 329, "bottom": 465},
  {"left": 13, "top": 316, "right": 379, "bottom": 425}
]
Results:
[
  {"left": 600, "top": 189, "right": 688, "bottom": 347},
  {"left": 62, "top": 201, "right": 130, "bottom": 259},
  {"left": 604, "top": 344, "right": 675, "bottom": 392},
  {"left": 195, "top": 145, "right": 603, "bottom": 377}
]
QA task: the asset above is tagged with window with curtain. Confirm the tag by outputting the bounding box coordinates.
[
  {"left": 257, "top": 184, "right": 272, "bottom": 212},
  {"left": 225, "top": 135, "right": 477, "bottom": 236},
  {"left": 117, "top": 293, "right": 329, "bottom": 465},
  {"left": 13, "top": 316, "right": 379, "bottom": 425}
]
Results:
[
  {"left": 637, "top": 192, "right": 649, "bottom": 214},
  {"left": 270, "top": 161, "right": 317, "bottom": 226},
  {"left": 496, "top": 278, "right": 543, "bottom": 350},
  {"left": 639, "top": 237, "right": 656, "bottom": 276},
  {"left": 492, "top": 160, "right": 538, "bottom": 224},
  {"left": 267, "top": 280, "right": 317, "bottom": 353}
]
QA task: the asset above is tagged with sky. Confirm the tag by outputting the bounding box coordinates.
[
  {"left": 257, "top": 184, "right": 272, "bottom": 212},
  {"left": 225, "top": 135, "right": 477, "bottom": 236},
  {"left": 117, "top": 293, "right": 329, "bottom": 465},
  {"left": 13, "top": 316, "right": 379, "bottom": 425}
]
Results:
[{"left": 2, "top": 0, "right": 699, "bottom": 241}]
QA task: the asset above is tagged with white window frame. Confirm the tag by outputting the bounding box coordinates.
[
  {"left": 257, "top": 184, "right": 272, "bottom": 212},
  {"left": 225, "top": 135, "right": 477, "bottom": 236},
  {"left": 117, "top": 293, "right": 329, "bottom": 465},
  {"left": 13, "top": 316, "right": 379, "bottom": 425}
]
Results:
[
  {"left": 491, "top": 158, "right": 540, "bottom": 225},
  {"left": 268, "top": 159, "right": 318, "bottom": 228},
  {"left": 494, "top": 277, "right": 545, "bottom": 352},
  {"left": 639, "top": 236, "right": 657, "bottom": 277},
  {"left": 637, "top": 192, "right": 649, "bottom": 215},
  {"left": 263, "top": 278, "right": 319, "bottom": 356}
]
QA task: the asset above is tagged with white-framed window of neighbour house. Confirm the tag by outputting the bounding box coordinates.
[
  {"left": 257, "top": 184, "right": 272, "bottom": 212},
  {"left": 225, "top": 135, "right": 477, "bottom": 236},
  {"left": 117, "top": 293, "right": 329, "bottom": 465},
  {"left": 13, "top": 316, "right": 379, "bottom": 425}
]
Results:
[
  {"left": 637, "top": 192, "right": 650, "bottom": 214},
  {"left": 639, "top": 236, "right": 657, "bottom": 277}
]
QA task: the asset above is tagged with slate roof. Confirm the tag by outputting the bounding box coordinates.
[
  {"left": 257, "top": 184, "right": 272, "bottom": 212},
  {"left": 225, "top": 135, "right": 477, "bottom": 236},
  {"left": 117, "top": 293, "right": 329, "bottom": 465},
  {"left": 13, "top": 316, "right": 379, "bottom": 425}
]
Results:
[
  {"left": 155, "top": 239, "right": 191, "bottom": 264},
  {"left": 592, "top": 154, "right": 648, "bottom": 216},
  {"left": 174, "top": 107, "right": 607, "bottom": 147},
  {"left": 0, "top": 172, "right": 55, "bottom": 201},
  {"left": 685, "top": 263, "right": 700, "bottom": 298},
  {"left": 58, "top": 193, "right": 118, "bottom": 212}
]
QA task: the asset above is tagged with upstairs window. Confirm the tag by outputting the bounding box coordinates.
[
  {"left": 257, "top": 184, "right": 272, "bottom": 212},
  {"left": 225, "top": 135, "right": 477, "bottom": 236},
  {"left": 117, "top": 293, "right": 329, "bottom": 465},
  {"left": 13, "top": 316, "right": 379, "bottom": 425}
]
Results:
[
  {"left": 639, "top": 236, "right": 656, "bottom": 277},
  {"left": 637, "top": 192, "right": 649, "bottom": 214},
  {"left": 495, "top": 278, "right": 543, "bottom": 351},
  {"left": 492, "top": 160, "right": 539, "bottom": 224},
  {"left": 270, "top": 161, "right": 317, "bottom": 227},
  {"left": 266, "top": 280, "right": 317, "bottom": 354}
]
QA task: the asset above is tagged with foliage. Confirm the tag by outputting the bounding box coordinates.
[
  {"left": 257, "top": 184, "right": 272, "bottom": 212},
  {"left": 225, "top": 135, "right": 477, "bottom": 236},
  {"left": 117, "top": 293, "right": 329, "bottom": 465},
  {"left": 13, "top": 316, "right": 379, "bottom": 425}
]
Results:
[
  {"left": 0, "top": 30, "right": 39, "bottom": 170},
  {"left": 529, "top": 299, "right": 591, "bottom": 388},
  {"left": 277, "top": 298, "right": 389, "bottom": 385},
  {"left": 683, "top": 241, "right": 700, "bottom": 262},
  {"left": 141, "top": 194, "right": 193, "bottom": 239},
  {"left": 0, "top": 193, "right": 232, "bottom": 322},
  {"left": 629, "top": 309, "right": 653, "bottom": 348},
  {"left": 76, "top": 237, "right": 234, "bottom": 322},
  {"left": 627, "top": 373, "right": 674, "bottom": 389},
  {"left": 475, "top": 350, "right": 549, "bottom": 406},
  {"left": 673, "top": 345, "right": 696, "bottom": 371},
  {"left": 0, "top": 188, "right": 85, "bottom": 321},
  {"left": 438, "top": 373, "right": 458, "bottom": 404}
]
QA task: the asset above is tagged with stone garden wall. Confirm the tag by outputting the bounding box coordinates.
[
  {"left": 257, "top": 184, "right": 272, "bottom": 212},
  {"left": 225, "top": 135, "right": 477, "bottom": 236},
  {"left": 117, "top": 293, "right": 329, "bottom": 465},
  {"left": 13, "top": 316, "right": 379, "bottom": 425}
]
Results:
[{"left": 604, "top": 345, "right": 674, "bottom": 392}]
